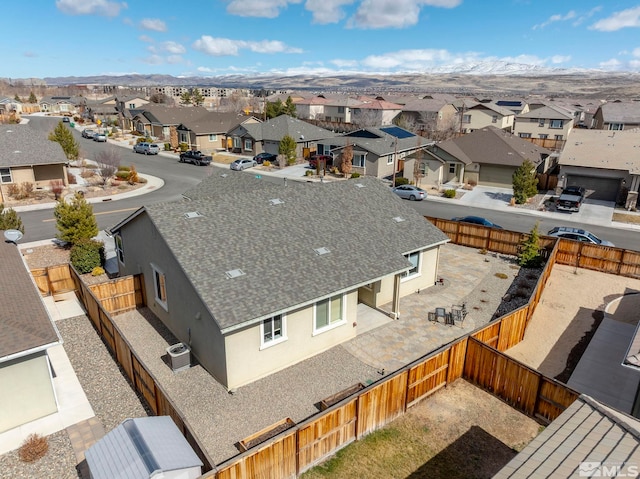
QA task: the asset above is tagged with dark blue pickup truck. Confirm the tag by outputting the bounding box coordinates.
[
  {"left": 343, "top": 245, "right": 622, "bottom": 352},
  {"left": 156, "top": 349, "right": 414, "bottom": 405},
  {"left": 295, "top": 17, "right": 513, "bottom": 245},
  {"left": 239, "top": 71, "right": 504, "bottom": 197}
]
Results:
[{"left": 179, "top": 150, "right": 212, "bottom": 166}]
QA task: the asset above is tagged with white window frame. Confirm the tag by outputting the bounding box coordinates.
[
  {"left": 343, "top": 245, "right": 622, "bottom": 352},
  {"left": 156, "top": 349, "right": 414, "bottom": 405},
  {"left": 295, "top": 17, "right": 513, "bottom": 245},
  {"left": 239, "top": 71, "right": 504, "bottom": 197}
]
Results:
[
  {"left": 233, "top": 137, "right": 241, "bottom": 149},
  {"left": 448, "top": 163, "right": 456, "bottom": 174},
  {"left": 244, "top": 139, "right": 252, "bottom": 151},
  {"left": 462, "top": 114, "right": 471, "bottom": 123},
  {"left": 209, "top": 134, "right": 217, "bottom": 142},
  {"left": 0, "top": 168, "right": 12, "bottom": 183},
  {"left": 492, "top": 115, "right": 498, "bottom": 123},
  {"left": 609, "top": 123, "right": 624, "bottom": 131},
  {"left": 418, "top": 162, "right": 427, "bottom": 175},
  {"left": 114, "top": 233, "right": 125, "bottom": 264},
  {"left": 539, "top": 134, "right": 548, "bottom": 139},
  {"left": 353, "top": 154, "right": 365, "bottom": 168},
  {"left": 401, "top": 251, "right": 421, "bottom": 281},
  {"left": 554, "top": 135, "right": 563, "bottom": 141},
  {"left": 151, "top": 264, "right": 168, "bottom": 311},
  {"left": 313, "top": 294, "right": 346, "bottom": 335},
  {"left": 128, "top": 103, "right": 136, "bottom": 109},
  {"left": 549, "top": 119, "right": 564, "bottom": 129},
  {"left": 387, "top": 155, "right": 394, "bottom": 165},
  {"left": 260, "top": 314, "right": 287, "bottom": 349},
  {"left": 519, "top": 133, "right": 532, "bottom": 138}
]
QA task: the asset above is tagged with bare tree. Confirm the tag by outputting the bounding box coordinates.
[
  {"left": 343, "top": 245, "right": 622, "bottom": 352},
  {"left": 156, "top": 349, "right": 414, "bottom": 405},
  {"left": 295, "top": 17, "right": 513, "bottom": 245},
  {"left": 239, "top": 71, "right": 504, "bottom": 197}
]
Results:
[
  {"left": 219, "top": 91, "right": 248, "bottom": 113},
  {"left": 94, "top": 149, "right": 121, "bottom": 188},
  {"left": 352, "top": 108, "right": 380, "bottom": 128},
  {"left": 341, "top": 143, "right": 353, "bottom": 178}
]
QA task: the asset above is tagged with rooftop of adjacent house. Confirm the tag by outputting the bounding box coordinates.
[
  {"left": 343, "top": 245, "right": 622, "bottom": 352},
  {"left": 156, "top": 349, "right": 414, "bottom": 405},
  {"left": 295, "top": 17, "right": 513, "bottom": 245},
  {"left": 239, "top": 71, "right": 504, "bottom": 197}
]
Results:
[
  {"left": 85, "top": 416, "right": 203, "bottom": 479},
  {"left": 0, "top": 123, "right": 68, "bottom": 167},
  {"left": 136, "top": 105, "right": 210, "bottom": 126},
  {"left": 256, "top": 114, "right": 338, "bottom": 142},
  {"left": 494, "top": 395, "right": 640, "bottom": 478},
  {"left": 113, "top": 174, "right": 449, "bottom": 333},
  {"left": 177, "top": 112, "right": 256, "bottom": 134},
  {"left": 558, "top": 128, "right": 640, "bottom": 173},
  {"left": 0, "top": 239, "right": 59, "bottom": 361},
  {"left": 430, "top": 125, "right": 552, "bottom": 166},
  {"left": 516, "top": 104, "right": 574, "bottom": 120},
  {"left": 467, "top": 102, "right": 515, "bottom": 117},
  {"left": 328, "top": 126, "right": 431, "bottom": 156},
  {"left": 600, "top": 101, "right": 640, "bottom": 123}
]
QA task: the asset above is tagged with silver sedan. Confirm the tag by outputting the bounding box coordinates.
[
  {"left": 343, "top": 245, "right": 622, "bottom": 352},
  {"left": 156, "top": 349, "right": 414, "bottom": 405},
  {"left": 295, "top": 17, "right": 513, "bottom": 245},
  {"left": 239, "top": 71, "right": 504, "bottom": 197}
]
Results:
[{"left": 230, "top": 158, "right": 257, "bottom": 171}]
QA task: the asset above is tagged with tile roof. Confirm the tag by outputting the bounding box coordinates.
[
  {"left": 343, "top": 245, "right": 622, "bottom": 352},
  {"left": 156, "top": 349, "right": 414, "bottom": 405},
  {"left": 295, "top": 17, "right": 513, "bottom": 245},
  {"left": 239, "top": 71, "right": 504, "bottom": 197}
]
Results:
[
  {"left": 0, "top": 123, "right": 69, "bottom": 167},
  {"left": 0, "top": 241, "right": 59, "bottom": 360},
  {"left": 116, "top": 175, "right": 449, "bottom": 332},
  {"left": 558, "top": 128, "right": 640, "bottom": 173},
  {"left": 431, "top": 125, "right": 552, "bottom": 166},
  {"left": 494, "top": 395, "right": 640, "bottom": 478}
]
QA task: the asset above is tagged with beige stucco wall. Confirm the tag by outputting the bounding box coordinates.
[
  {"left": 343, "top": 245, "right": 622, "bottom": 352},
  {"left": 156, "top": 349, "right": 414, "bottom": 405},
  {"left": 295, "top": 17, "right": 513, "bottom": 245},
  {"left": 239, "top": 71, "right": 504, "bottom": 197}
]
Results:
[
  {"left": 0, "top": 352, "right": 57, "bottom": 433},
  {"left": 514, "top": 118, "right": 573, "bottom": 139},
  {"left": 224, "top": 291, "right": 358, "bottom": 388},
  {"left": 467, "top": 109, "right": 514, "bottom": 132}
]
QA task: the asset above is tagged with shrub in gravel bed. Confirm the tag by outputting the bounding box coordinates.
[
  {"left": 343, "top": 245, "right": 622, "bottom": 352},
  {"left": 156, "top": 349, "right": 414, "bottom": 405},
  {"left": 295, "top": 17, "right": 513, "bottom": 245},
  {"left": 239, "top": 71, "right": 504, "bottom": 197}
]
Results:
[{"left": 18, "top": 434, "right": 48, "bottom": 463}]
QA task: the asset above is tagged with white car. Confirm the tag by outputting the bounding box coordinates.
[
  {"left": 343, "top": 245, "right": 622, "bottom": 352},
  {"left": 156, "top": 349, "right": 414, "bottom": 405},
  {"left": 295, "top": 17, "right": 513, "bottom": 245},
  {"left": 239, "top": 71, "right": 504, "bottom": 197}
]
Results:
[
  {"left": 230, "top": 158, "right": 257, "bottom": 171},
  {"left": 547, "top": 226, "right": 614, "bottom": 247}
]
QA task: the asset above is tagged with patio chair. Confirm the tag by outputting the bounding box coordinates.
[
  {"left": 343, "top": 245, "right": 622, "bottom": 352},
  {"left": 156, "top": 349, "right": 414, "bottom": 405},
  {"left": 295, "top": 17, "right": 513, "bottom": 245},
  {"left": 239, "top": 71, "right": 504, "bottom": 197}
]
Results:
[{"left": 451, "top": 303, "right": 467, "bottom": 327}]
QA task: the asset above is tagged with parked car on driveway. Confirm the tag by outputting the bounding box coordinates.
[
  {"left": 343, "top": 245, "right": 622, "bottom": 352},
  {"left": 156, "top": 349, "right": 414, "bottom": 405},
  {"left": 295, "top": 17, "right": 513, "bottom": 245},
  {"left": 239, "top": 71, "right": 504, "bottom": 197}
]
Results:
[
  {"left": 308, "top": 154, "right": 333, "bottom": 169},
  {"left": 133, "top": 142, "right": 159, "bottom": 155},
  {"left": 253, "top": 152, "right": 277, "bottom": 164},
  {"left": 93, "top": 132, "right": 107, "bottom": 142},
  {"left": 230, "top": 158, "right": 257, "bottom": 171},
  {"left": 556, "top": 185, "right": 586, "bottom": 212},
  {"left": 547, "top": 226, "right": 614, "bottom": 246},
  {"left": 179, "top": 150, "right": 212, "bottom": 166},
  {"left": 452, "top": 216, "right": 503, "bottom": 229},
  {"left": 81, "top": 128, "right": 94, "bottom": 139},
  {"left": 392, "top": 185, "right": 427, "bottom": 201}
]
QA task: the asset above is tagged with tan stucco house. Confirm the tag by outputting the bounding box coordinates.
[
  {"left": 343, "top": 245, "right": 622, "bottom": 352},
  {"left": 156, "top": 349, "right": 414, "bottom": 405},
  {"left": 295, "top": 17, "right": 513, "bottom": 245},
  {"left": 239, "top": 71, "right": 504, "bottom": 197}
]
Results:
[
  {"left": 110, "top": 174, "right": 449, "bottom": 389},
  {"left": 514, "top": 104, "right": 574, "bottom": 148}
]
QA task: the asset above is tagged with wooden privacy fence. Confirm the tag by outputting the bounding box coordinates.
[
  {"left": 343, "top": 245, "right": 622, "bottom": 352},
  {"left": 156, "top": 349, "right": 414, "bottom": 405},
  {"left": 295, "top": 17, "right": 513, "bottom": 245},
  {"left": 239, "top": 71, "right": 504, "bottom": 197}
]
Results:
[
  {"left": 553, "top": 239, "right": 640, "bottom": 278},
  {"left": 30, "top": 264, "right": 76, "bottom": 297}
]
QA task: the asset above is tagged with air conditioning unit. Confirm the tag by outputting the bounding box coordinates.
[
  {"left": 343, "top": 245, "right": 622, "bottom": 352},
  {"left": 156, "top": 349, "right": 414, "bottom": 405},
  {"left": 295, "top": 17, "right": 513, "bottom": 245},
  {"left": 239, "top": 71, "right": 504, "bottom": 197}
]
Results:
[{"left": 166, "top": 343, "right": 191, "bottom": 372}]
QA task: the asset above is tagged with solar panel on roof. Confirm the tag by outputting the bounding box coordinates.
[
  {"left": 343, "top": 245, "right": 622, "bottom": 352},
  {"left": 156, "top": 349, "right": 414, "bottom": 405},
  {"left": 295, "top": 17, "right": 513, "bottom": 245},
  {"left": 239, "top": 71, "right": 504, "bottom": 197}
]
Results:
[
  {"left": 380, "top": 126, "right": 415, "bottom": 139},
  {"left": 496, "top": 101, "right": 522, "bottom": 107},
  {"left": 346, "top": 130, "right": 380, "bottom": 139}
]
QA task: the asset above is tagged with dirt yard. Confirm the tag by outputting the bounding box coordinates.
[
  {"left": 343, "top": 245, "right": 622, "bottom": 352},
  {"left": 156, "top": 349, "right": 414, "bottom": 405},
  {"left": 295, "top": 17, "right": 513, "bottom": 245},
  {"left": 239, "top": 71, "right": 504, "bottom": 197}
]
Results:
[{"left": 301, "top": 380, "right": 541, "bottom": 479}]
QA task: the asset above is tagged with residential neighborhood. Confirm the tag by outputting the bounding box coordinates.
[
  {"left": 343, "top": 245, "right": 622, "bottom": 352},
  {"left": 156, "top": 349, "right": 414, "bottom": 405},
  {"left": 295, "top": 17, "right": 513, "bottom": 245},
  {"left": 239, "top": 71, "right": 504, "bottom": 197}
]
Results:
[{"left": 2, "top": 82, "right": 640, "bottom": 479}]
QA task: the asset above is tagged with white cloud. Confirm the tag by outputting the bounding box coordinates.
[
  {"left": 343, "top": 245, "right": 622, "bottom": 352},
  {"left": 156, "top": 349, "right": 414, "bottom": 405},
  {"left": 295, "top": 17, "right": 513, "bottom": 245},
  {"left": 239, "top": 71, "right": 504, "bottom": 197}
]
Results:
[
  {"left": 599, "top": 58, "right": 622, "bottom": 69},
  {"left": 304, "top": 0, "right": 355, "bottom": 24},
  {"left": 347, "top": 0, "right": 461, "bottom": 29},
  {"left": 192, "top": 36, "right": 303, "bottom": 56},
  {"left": 141, "top": 54, "right": 164, "bottom": 65},
  {"left": 590, "top": 6, "right": 640, "bottom": 32},
  {"left": 139, "top": 35, "right": 154, "bottom": 43},
  {"left": 633, "top": 47, "right": 640, "bottom": 58},
  {"left": 56, "top": 0, "right": 126, "bottom": 17},
  {"left": 166, "top": 55, "right": 184, "bottom": 64},
  {"left": 532, "top": 10, "right": 575, "bottom": 30},
  {"left": 162, "top": 41, "right": 186, "bottom": 54},
  {"left": 550, "top": 55, "right": 571, "bottom": 64},
  {"left": 140, "top": 18, "right": 167, "bottom": 32},
  {"left": 330, "top": 58, "right": 359, "bottom": 68},
  {"left": 226, "top": 0, "right": 302, "bottom": 18}
]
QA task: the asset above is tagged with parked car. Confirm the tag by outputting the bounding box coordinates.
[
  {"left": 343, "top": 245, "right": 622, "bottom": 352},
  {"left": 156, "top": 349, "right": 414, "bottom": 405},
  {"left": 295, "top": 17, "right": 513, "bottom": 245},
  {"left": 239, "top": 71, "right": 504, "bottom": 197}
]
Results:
[
  {"left": 253, "top": 152, "right": 277, "bottom": 164},
  {"left": 81, "top": 128, "right": 94, "bottom": 139},
  {"left": 93, "top": 132, "right": 107, "bottom": 142},
  {"left": 132, "top": 142, "right": 159, "bottom": 155},
  {"left": 452, "top": 216, "right": 503, "bottom": 229},
  {"left": 230, "top": 158, "right": 257, "bottom": 171},
  {"left": 62, "top": 117, "right": 70, "bottom": 123},
  {"left": 547, "top": 226, "right": 614, "bottom": 246},
  {"left": 179, "top": 150, "right": 212, "bottom": 166},
  {"left": 308, "top": 154, "right": 333, "bottom": 169},
  {"left": 392, "top": 185, "right": 427, "bottom": 201},
  {"left": 556, "top": 185, "right": 586, "bottom": 212}
]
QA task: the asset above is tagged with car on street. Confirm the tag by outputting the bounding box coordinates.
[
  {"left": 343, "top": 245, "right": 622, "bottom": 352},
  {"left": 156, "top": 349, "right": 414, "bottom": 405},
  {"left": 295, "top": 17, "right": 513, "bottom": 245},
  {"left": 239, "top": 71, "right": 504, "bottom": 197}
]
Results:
[
  {"left": 62, "top": 117, "right": 70, "bottom": 123},
  {"left": 392, "top": 185, "right": 427, "bottom": 201},
  {"left": 230, "top": 158, "right": 257, "bottom": 171},
  {"left": 452, "top": 216, "right": 503, "bottom": 229},
  {"left": 253, "top": 152, "right": 277, "bottom": 164},
  {"left": 133, "top": 142, "right": 159, "bottom": 155},
  {"left": 547, "top": 226, "right": 614, "bottom": 247},
  {"left": 93, "top": 132, "right": 107, "bottom": 142},
  {"left": 81, "top": 128, "right": 94, "bottom": 139},
  {"left": 179, "top": 150, "right": 212, "bottom": 166}
]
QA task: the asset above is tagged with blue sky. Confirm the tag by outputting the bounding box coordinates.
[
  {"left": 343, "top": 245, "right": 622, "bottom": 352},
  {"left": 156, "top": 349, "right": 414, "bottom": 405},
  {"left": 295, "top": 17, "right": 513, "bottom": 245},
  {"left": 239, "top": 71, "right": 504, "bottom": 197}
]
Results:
[{"left": 3, "top": 0, "right": 640, "bottom": 78}]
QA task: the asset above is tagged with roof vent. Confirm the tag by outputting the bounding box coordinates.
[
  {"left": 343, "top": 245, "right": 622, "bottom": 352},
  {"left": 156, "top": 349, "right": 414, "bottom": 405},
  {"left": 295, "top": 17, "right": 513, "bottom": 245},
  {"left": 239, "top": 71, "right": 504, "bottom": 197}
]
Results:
[
  {"left": 184, "top": 211, "right": 203, "bottom": 219},
  {"left": 393, "top": 216, "right": 405, "bottom": 223},
  {"left": 314, "top": 247, "right": 331, "bottom": 256},
  {"left": 355, "top": 183, "right": 366, "bottom": 188},
  {"left": 269, "top": 198, "right": 284, "bottom": 206},
  {"left": 225, "top": 269, "right": 245, "bottom": 279}
]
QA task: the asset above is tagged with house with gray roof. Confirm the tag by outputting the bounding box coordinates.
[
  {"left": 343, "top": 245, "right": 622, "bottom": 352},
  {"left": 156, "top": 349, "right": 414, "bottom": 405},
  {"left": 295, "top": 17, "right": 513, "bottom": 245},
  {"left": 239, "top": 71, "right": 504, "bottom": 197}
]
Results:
[
  {"left": 458, "top": 102, "right": 515, "bottom": 134},
  {"left": 226, "top": 114, "right": 337, "bottom": 160},
  {"left": 39, "top": 95, "right": 79, "bottom": 116},
  {"left": 177, "top": 112, "right": 260, "bottom": 154},
  {"left": 110, "top": 174, "right": 449, "bottom": 389},
  {"left": 494, "top": 394, "right": 640, "bottom": 478},
  {"left": 514, "top": 104, "right": 574, "bottom": 150},
  {"left": 0, "top": 239, "right": 61, "bottom": 433},
  {"left": 130, "top": 105, "right": 211, "bottom": 142},
  {"left": 397, "top": 96, "right": 459, "bottom": 140},
  {"left": 315, "top": 125, "right": 432, "bottom": 179},
  {"left": 85, "top": 416, "right": 202, "bottom": 479},
  {"left": 0, "top": 123, "right": 69, "bottom": 203},
  {"left": 409, "top": 125, "right": 552, "bottom": 188},
  {"left": 593, "top": 100, "right": 640, "bottom": 131}
]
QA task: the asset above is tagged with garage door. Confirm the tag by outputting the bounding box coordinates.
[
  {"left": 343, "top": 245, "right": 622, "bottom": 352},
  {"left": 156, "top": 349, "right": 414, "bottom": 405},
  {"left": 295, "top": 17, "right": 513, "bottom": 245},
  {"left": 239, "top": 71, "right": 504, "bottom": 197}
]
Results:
[
  {"left": 566, "top": 175, "right": 621, "bottom": 201},
  {"left": 479, "top": 165, "right": 515, "bottom": 187}
]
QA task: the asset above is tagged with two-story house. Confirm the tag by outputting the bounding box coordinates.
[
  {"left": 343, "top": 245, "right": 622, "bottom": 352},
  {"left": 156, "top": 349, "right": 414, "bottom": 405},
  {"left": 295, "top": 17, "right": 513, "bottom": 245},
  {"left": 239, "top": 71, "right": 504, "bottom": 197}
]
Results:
[{"left": 514, "top": 104, "right": 574, "bottom": 150}]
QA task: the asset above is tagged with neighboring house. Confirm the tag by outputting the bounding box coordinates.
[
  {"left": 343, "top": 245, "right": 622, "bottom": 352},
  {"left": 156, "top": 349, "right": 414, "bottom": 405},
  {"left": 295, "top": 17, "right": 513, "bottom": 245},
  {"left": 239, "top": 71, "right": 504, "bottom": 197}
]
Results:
[
  {"left": 411, "top": 125, "right": 552, "bottom": 188},
  {"left": 226, "top": 114, "right": 337, "bottom": 158},
  {"left": 0, "top": 239, "right": 61, "bottom": 433},
  {"left": 557, "top": 128, "right": 640, "bottom": 205},
  {"left": 294, "top": 95, "right": 332, "bottom": 121},
  {"left": 321, "top": 95, "right": 362, "bottom": 124},
  {"left": 514, "top": 104, "right": 574, "bottom": 149},
  {"left": 80, "top": 96, "right": 119, "bottom": 125},
  {"left": 110, "top": 174, "right": 449, "bottom": 389},
  {"left": 316, "top": 125, "right": 432, "bottom": 179},
  {"left": 494, "top": 394, "right": 640, "bottom": 478},
  {"left": 351, "top": 97, "right": 403, "bottom": 126},
  {"left": 0, "top": 97, "right": 23, "bottom": 114},
  {"left": 130, "top": 105, "right": 210, "bottom": 141},
  {"left": 115, "top": 95, "right": 149, "bottom": 112},
  {"left": 457, "top": 102, "right": 515, "bottom": 133},
  {"left": 545, "top": 97, "right": 603, "bottom": 129},
  {"left": 177, "top": 112, "right": 259, "bottom": 153},
  {"left": 398, "top": 96, "right": 459, "bottom": 139},
  {"left": 85, "top": 416, "right": 203, "bottom": 479},
  {"left": 39, "top": 96, "right": 78, "bottom": 115},
  {"left": 0, "top": 124, "right": 69, "bottom": 203},
  {"left": 593, "top": 100, "right": 640, "bottom": 130},
  {"left": 494, "top": 98, "right": 528, "bottom": 115}
]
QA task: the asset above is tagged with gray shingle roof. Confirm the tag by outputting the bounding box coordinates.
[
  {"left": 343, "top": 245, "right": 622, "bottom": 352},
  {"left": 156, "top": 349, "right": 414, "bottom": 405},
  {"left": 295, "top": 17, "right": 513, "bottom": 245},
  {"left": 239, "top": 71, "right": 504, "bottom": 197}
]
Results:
[
  {"left": 140, "top": 105, "right": 210, "bottom": 126},
  {"left": 517, "top": 104, "right": 573, "bottom": 120},
  {"left": 119, "top": 175, "right": 449, "bottom": 332},
  {"left": 432, "top": 125, "right": 551, "bottom": 166},
  {"left": 178, "top": 112, "right": 252, "bottom": 135},
  {"left": 0, "top": 241, "right": 59, "bottom": 360},
  {"left": 85, "top": 416, "right": 203, "bottom": 479},
  {"left": 329, "top": 127, "right": 432, "bottom": 156},
  {"left": 494, "top": 395, "right": 640, "bottom": 478},
  {"left": 0, "top": 123, "right": 68, "bottom": 167},
  {"left": 259, "top": 115, "right": 337, "bottom": 142},
  {"left": 599, "top": 101, "right": 640, "bottom": 123}
]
